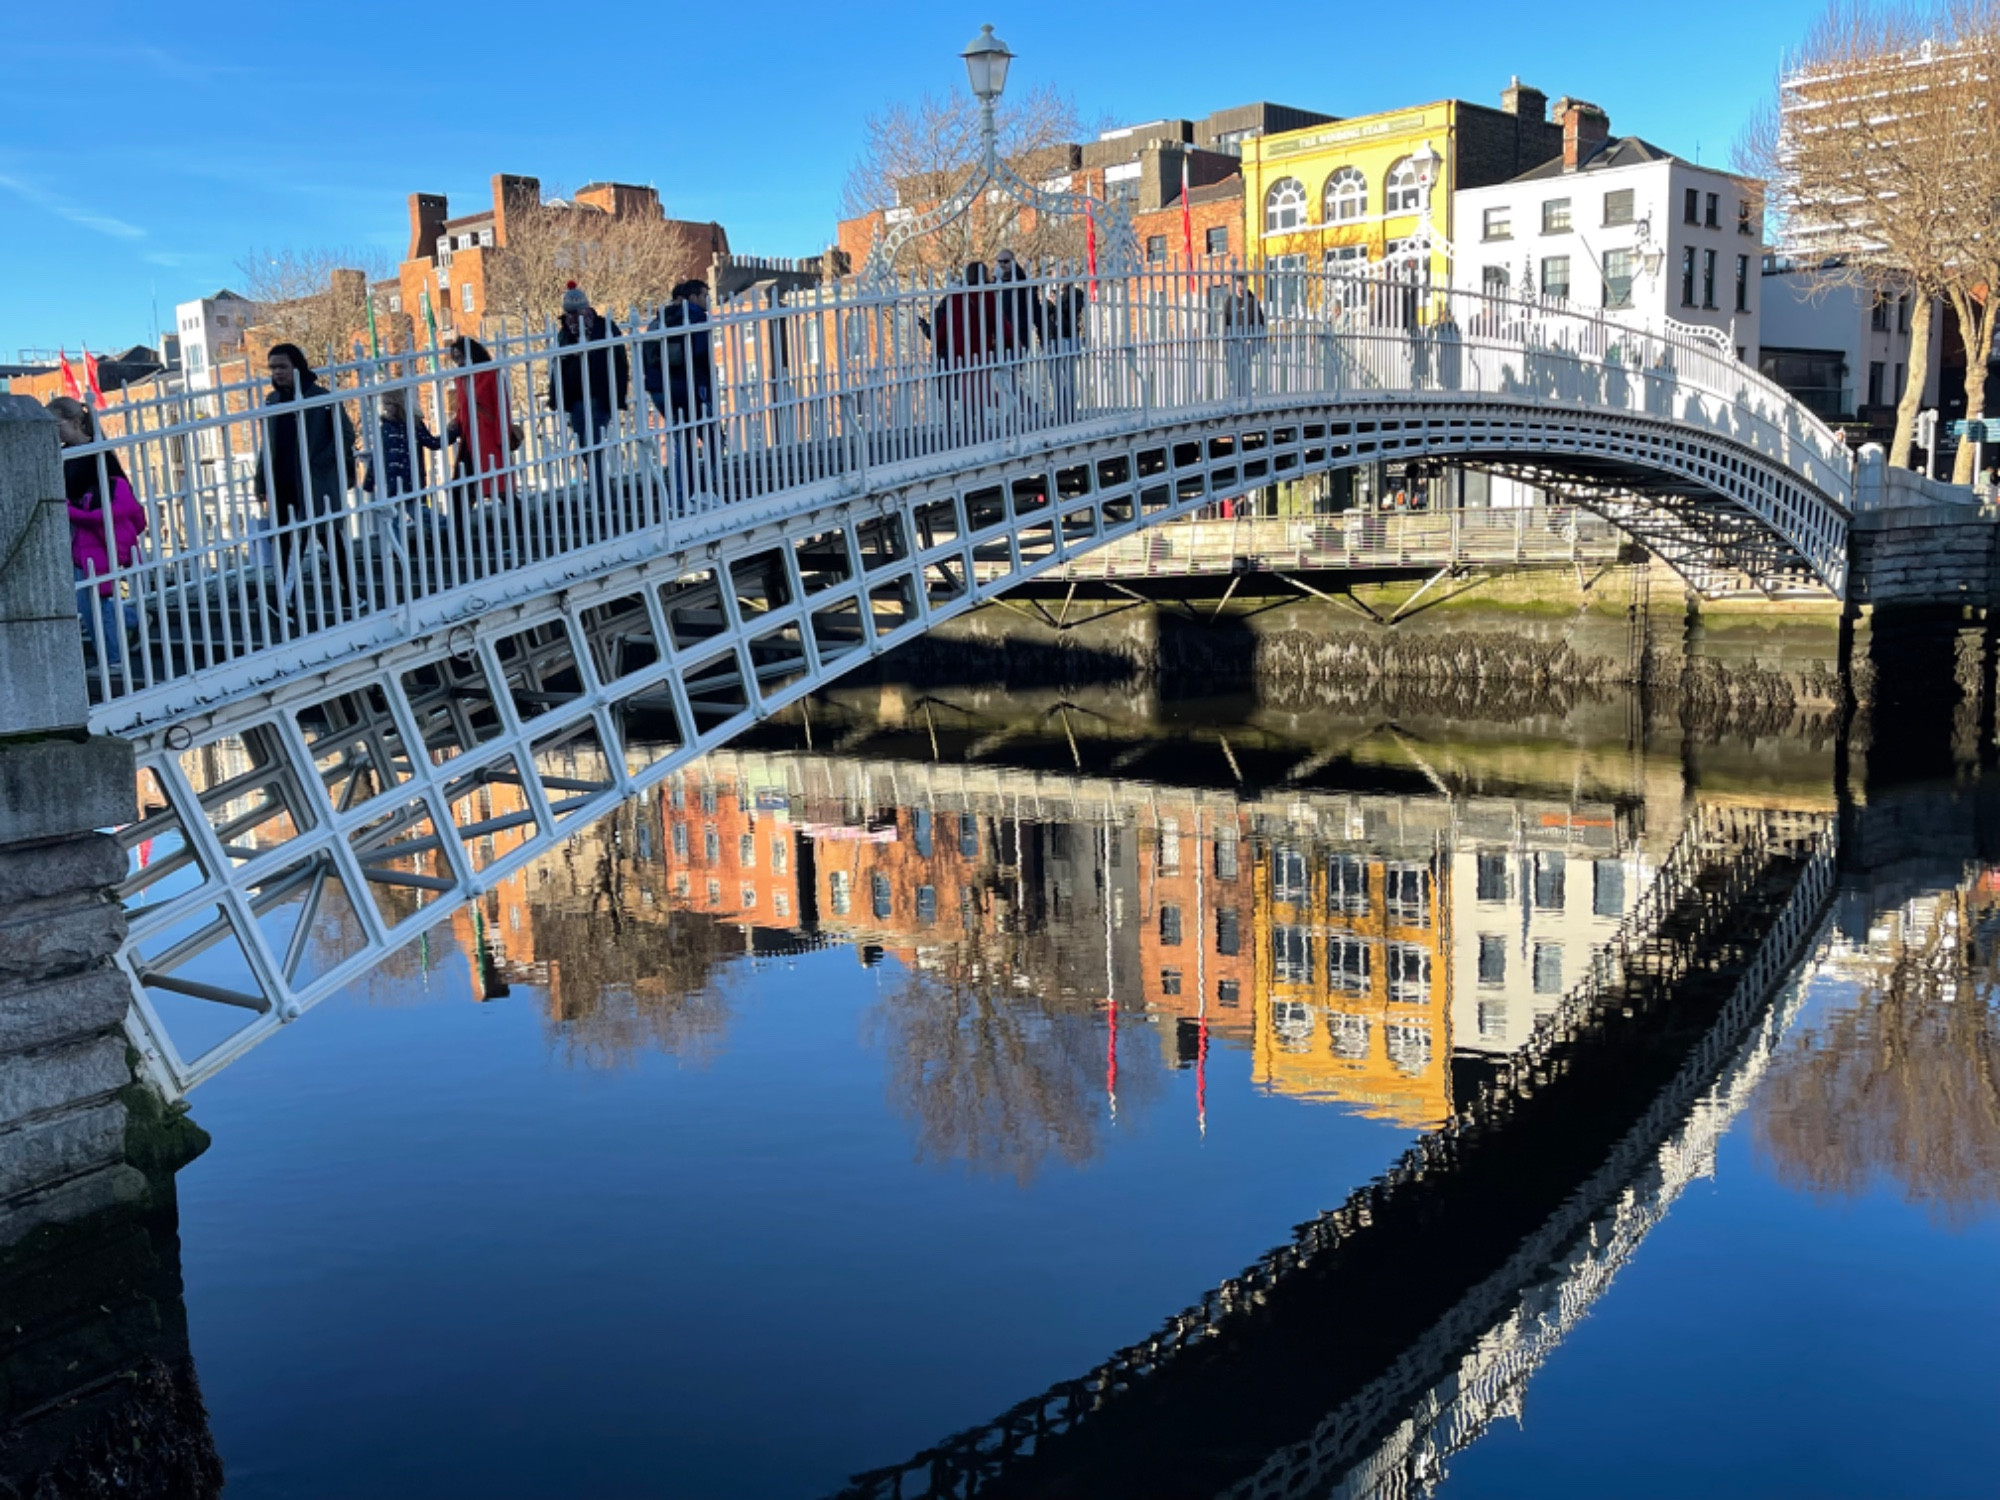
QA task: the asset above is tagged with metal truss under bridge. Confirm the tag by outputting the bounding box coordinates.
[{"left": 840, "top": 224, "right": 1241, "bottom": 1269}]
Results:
[{"left": 62, "top": 266, "right": 1851, "bottom": 1094}]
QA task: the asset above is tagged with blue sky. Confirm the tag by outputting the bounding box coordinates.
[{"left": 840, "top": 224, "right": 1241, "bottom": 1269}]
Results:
[{"left": 2, "top": 0, "right": 1828, "bottom": 356}]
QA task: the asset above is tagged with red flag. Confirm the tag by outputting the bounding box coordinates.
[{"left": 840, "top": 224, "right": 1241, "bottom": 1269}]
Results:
[
  {"left": 1181, "top": 156, "right": 1196, "bottom": 265},
  {"left": 1085, "top": 199, "right": 1098, "bottom": 299},
  {"left": 82, "top": 348, "right": 105, "bottom": 408},
  {"left": 58, "top": 348, "right": 82, "bottom": 401}
]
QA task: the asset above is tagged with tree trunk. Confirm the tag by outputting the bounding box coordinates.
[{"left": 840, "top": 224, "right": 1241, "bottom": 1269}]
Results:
[
  {"left": 1951, "top": 284, "right": 1996, "bottom": 487},
  {"left": 1892, "top": 292, "right": 1933, "bottom": 468}
]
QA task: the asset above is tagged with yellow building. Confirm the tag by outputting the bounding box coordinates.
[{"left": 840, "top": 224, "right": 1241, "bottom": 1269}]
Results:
[
  {"left": 1250, "top": 841, "right": 1455, "bottom": 1128},
  {"left": 1241, "top": 83, "right": 1569, "bottom": 292}
]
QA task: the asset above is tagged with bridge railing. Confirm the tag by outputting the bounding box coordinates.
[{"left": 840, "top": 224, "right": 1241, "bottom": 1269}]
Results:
[
  {"left": 1053, "top": 504, "right": 1623, "bottom": 582},
  {"left": 55, "top": 264, "right": 1850, "bottom": 732}
]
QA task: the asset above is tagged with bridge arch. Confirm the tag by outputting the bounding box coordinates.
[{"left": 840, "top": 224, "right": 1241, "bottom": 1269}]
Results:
[{"left": 77, "top": 269, "right": 1851, "bottom": 1090}]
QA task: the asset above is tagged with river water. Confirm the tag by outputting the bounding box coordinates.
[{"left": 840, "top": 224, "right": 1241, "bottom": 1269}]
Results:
[{"left": 10, "top": 688, "right": 2000, "bottom": 1497}]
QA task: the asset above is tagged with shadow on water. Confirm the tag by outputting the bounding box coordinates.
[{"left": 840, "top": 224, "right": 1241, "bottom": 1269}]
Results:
[{"left": 0, "top": 1090, "right": 218, "bottom": 1496}]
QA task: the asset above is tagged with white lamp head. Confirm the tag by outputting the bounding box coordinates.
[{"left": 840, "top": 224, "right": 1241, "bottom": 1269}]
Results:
[{"left": 962, "top": 24, "right": 1013, "bottom": 105}]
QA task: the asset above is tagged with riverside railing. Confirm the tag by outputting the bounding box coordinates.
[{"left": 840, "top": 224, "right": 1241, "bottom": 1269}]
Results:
[
  {"left": 1053, "top": 504, "right": 1621, "bottom": 582},
  {"left": 53, "top": 263, "right": 1853, "bottom": 730}
]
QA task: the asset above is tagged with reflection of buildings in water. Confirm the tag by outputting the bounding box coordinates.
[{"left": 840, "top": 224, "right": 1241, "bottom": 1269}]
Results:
[{"left": 1450, "top": 827, "right": 1655, "bottom": 1061}]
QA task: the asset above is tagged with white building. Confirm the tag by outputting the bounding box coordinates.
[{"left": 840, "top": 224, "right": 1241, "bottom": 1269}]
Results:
[
  {"left": 173, "top": 288, "right": 258, "bottom": 392},
  {"left": 1452, "top": 106, "right": 1765, "bottom": 358},
  {"left": 1758, "top": 260, "right": 1942, "bottom": 427}
]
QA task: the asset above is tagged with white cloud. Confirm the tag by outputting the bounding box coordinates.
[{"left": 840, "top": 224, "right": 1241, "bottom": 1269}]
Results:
[{"left": 0, "top": 172, "right": 146, "bottom": 241}]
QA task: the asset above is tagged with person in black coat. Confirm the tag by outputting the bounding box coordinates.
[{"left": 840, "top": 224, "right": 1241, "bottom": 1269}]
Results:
[
  {"left": 254, "top": 343, "right": 359, "bottom": 607},
  {"left": 643, "top": 279, "right": 717, "bottom": 493},
  {"left": 545, "top": 282, "right": 629, "bottom": 511}
]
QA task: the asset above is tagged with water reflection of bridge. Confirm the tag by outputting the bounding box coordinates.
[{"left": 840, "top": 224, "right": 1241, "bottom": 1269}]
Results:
[{"left": 832, "top": 805, "right": 1834, "bottom": 1499}]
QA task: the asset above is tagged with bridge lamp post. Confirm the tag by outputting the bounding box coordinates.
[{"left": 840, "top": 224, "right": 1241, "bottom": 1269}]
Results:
[{"left": 962, "top": 23, "right": 1014, "bottom": 172}]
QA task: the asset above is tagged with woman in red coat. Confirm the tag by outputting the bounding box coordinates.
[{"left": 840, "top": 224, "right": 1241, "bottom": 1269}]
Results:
[{"left": 445, "top": 337, "right": 517, "bottom": 577}]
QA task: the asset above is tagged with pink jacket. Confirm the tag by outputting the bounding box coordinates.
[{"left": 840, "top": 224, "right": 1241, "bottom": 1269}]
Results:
[{"left": 69, "top": 476, "right": 145, "bottom": 596}]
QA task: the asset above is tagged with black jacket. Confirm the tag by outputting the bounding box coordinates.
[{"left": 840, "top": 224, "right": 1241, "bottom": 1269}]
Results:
[
  {"left": 547, "top": 312, "right": 630, "bottom": 412},
  {"left": 363, "top": 409, "right": 441, "bottom": 498},
  {"left": 643, "top": 301, "right": 713, "bottom": 402},
  {"left": 256, "top": 374, "right": 357, "bottom": 512}
]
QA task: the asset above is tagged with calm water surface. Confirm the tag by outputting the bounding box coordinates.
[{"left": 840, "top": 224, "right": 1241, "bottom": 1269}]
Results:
[{"left": 19, "top": 696, "right": 2000, "bottom": 1497}]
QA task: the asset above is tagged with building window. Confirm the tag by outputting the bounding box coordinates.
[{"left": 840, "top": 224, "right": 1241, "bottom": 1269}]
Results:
[
  {"left": 1684, "top": 187, "right": 1701, "bottom": 225},
  {"left": 1214, "top": 835, "right": 1238, "bottom": 882},
  {"left": 1146, "top": 234, "right": 1168, "bottom": 263},
  {"left": 1158, "top": 816, "right": 1181, "bottom": 874},
  {"left": 771, "top": 837, "right": 788, "bottom": 874},
  {"left": 1331, "top": 937, "right": 1370, "bottom": 994},
  {"left": 1702, "top": 248, "right": 1717, "bottom": 308},
  {"left": 1533, "top": 852, "right": 1566, "bottom": 910},
  {"left": 672, "top": 822, "right": 689, "bottom": 859},
  {"left": 1593, "top": 860, "right": 1626, "bottom": 918},
  {"left": 1478, "top": 934, "right": 1506, "bottom": 986},
  {"left": 871, "top": 872, "right": 892, "bottom": 920},
  {"left": 1603, "top": 248, "right": 1637, "bottom": 308},
  {"left": 460, "top": 281, "right": 475, "bottom": 313},
  {"left": 1898, "top": 294, "right": 1911, "bottom": 333},
  {"left": 739, "top": 834, "right": 755, "bottom": 867},
  {"left": 1328, "top": 854, "right": 1369, "bottom": 914},
  {"left": 1205, "top": 225, "right": 1229, "bottom": 256},
  {"left": 1542, "top": 197, "right": 1572, "bottom": 234},
  {"left": 703, "top": 827, "right": 720, "bottom": 864},
  {"left": 1329, "top": 1011, "right": 1371, "bottom": 1059},
  {"left": 1483, "top": 265, "right": 1510, "bottom": 297},
  {"left": 1738, "top": 199, "right": 1754, "bottom": 235},
  {"left": 1159, "top": 904, "right": 1183, "bottom": 946},
  {"left": 1871, "top": 291, "right": 1891, "bottom": 331},
  {"left": 1681, "top": 247, "right": 1698, "bottom": 307},
  {"left": 700, "top": 785, "right": 717, "bottom": 814},
  {"left": 1705, "top": 192, "right": 1720, "bottom": 228},
  {"left": 1107, "top": 177, "right": 1138, "bottom": 212},
  {"left": 1387, "top": 944, "right": 1430, "bottom": 1003},
  {"left": 1735, "top": 254, "right": 1751, "bottom": 313},
  {"left": 1324, "top": 166, "right": 1368, "bottom": 222},
  {"left": 1603, "top": 188, "right": 1635, "bottom": 226},
  {"left": 1264, "top": 177, "right": 1308, "bottom": 232},
  {"left": 916, "top": 885, "right": 937, "bottom": 925},
  {"left": 1384, "top": 157, "right": 1423, "bottom": 214},
  {"left": 913, "top": 810, "right": 931, "bottom": 859},
  {"left": 1868, "top": 361, "right": 1886, "bottom": 406},
  {"left": 1273, "top": 925, "right": 1314, "bottom": 984},
  {"left": 741, "top": 885, "right": 757, "bottom": 909},
  {"left": 1385, "top": 863, "right": 1430, "bottom": 927},
  {"left": 672, "top": 873, "right": 690, "bottom": 899},
  {"left": 959, "top": 816, "right": 978, "bottom": 858},
  {"left": 1217, "top": 979, "right": 1240, "bottom": 1007},
  {"left": 1894, "top": 361, "right": 1905, "bottom": 398},
  {"left": 706, "top": 879, "right": 721, "bottom": 906},
  {"left": 1273, "top": 1000, "right": 1315, "bottom": 1052},
  {"left": 1532, "top": 941, "right": 1564, "bottom": 995},
  {"left": 1476, "top": 851, "right": 1512, "bottom": 902},
  {"left": 830, "top": 870, "right": 851, "bottom": 915},
  {"left": 1274, "top": 846, "right": 1310, "bottom": 904},
  {"left": 1482, "top": 205, "right": 1512, "bottom": 241},
  {"left": 1161, "top": 968, "right": 1183, "bottom": 997},
  {"left": 1216, "top": 907, "right": 1241, "bottom": 956},
  {"left": 1541, "top": 255, "right": 1571, "bottom": 301},
  {"left": 388, "top": 293, "right": 403, "bottom": 313},
  {"left": 774, "top": 892, "right": 790, "bottom": 918}
]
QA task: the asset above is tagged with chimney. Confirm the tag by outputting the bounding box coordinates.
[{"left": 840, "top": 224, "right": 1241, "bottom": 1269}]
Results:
[
  {"left": 492, "top": 174, "right": 540, "bottom": 248},
  {"left": 1501, "top": 76, "right": 1547, "bottom": 123},
  {"left": 407, "top": 192, "right": 448, "bottom": 262},
  {"left": 1555, "top": 98, "right": 1610, "bottom": 171}
]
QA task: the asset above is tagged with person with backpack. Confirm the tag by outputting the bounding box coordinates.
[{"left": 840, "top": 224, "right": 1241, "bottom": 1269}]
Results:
[
  {"left": 546, "top": 281, "right": 629, "bottom": 516},
  {"left": 643, "top": 279, "right": 716, "bottom": 499}
]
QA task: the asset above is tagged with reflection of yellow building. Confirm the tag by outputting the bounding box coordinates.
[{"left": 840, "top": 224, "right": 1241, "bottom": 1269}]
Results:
[
  {"left": 1250, "top": 844, "right": 1453, "bottom": 1128},
  {"left": 1242, "top": 86, "right": 1564, "bottom": 290}
]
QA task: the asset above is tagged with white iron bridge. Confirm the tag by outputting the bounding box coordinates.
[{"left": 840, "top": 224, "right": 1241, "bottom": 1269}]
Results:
[{"left": 63, "top": 265, "right": 1853, "bottom": 1094}]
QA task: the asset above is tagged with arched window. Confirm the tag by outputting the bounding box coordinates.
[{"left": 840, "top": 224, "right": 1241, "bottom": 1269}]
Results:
[
  {"left": 1264, "top": 177, "right": 1308, "bottom": 233},
  {"left": 1323, "top": 166, "right": 1367, "bottom": 222},
  {"left": 1384, "top": 157, "right": 1423, "bottom": 214}
]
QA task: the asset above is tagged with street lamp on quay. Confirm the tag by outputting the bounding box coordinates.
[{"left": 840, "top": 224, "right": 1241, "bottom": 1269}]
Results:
[{"left": 861, "top": 22, "right": 1135, "bottom": 286}]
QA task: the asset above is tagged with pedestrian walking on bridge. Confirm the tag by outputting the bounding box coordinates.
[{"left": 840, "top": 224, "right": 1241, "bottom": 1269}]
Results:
[
  {"left": 254, "top": 344, "right": 358, "bottom": 619},
  {"left": 547, "top": 282, "right": 628, "bottom": 522}
]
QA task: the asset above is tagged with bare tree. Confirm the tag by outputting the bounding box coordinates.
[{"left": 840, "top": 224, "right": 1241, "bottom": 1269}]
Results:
[
  {"left": 236, "top": 246, "right": 394, "bottom": 369},
  {"left": 1754, "top": 894, "right": 2000, "bottom": 1228},
  {"left": 842, "top": 85, "right": 1096, "bottom": 275},
  {"left": 1753, "top": 1, "right": 2000, "bottom": 471},
  {"left": 483, "top": 185, "right": 722, "bottom": 326},
  {"left": 1941, "top": 0, "right": 2000, "bottom": 481}
]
